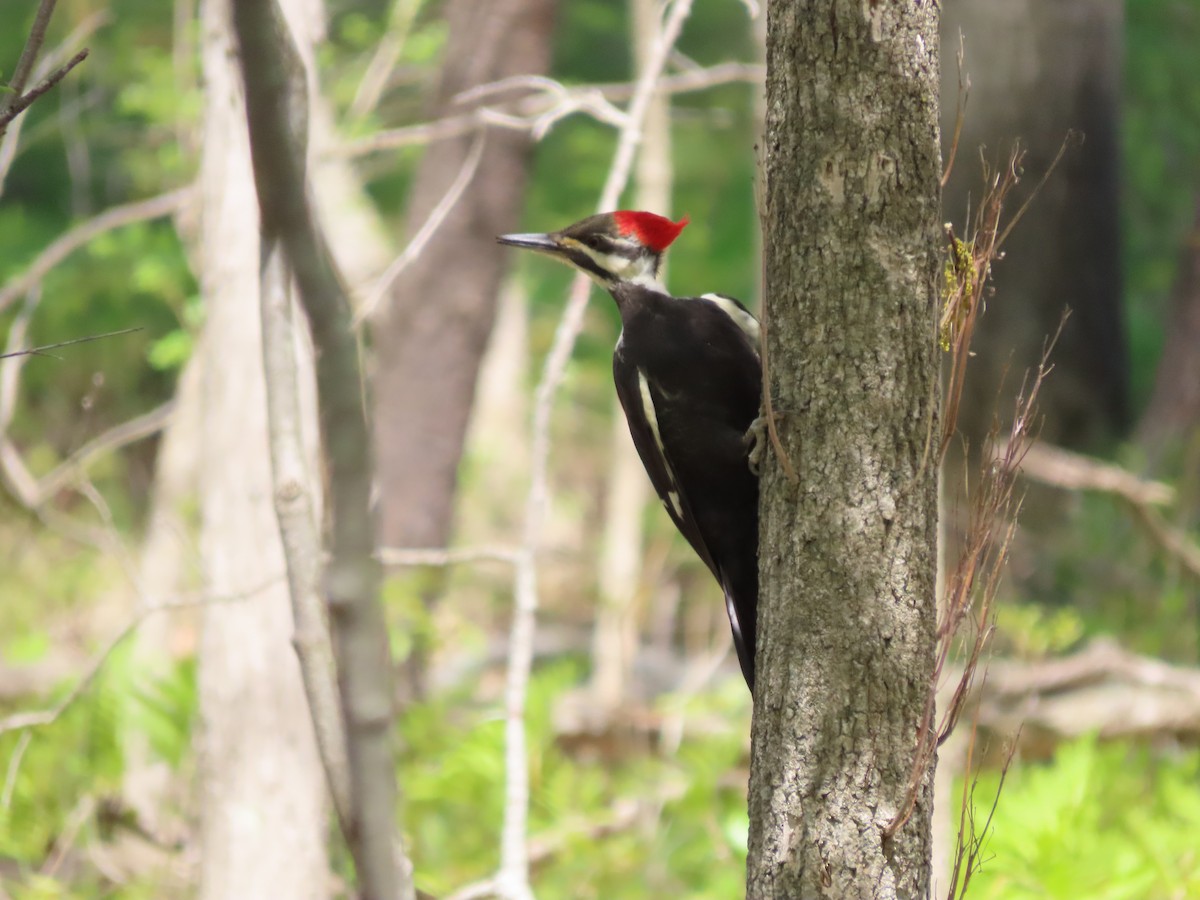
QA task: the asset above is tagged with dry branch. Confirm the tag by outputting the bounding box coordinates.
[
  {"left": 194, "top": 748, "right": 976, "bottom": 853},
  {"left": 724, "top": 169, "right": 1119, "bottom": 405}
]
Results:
[
  {"left": 1018, "top": 440, "right": 1175, "bottom": 506},
  {"left": 258, "top": 242, "right": 353, "bottom": 837},
  {"left": 1016, "top": 440, "right": 1200, "bottom": 582},
  {"left": 944, "top": 639, "right": 1200, "bottom": 754},
  {"left": 0, "top": 0, "right": 90, "bottom": 139},
  {"left": 337, "top": 63, "right": 762, "bottom": 159},
  {"left": 0, "top": 580, "right": 280, "bottom": 738},
  {"left": 0, "top": 49, "right": 89, "bottom": 135},
  {"left": 379, "top": 545, "right": 523, "bottom": 567}
]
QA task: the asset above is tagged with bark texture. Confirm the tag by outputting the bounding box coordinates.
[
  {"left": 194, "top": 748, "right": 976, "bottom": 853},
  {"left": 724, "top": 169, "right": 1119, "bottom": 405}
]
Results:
[
  {"left": 940, "top": 0, "right": 1127, "bottom": 448},
  {"left": 372, "top": 0, "right": 556, "bottom": 559},
  {"left": 196, "top": 0, "right": 326, "bottom": 895},
  {"left": 748, "top": 3, "right": 941, "bottom": 898}
]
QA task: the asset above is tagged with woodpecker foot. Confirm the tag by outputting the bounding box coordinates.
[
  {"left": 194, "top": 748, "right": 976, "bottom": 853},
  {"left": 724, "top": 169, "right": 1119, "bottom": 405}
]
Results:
[
  {"left": 745, "top": 416, "right": 768, "bottom": 475},
  {"left": 745, "top": 411, "right": 789, "bottom": 476}
]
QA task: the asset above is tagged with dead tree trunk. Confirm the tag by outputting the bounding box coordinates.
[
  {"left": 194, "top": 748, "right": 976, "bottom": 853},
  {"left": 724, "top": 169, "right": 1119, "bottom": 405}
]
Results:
[{"left": 748, "top": 2, "right": 942, "bottom": 897}]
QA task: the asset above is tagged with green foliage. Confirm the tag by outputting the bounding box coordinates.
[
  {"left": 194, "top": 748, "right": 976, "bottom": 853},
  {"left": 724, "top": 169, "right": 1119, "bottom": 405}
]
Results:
[
  {"left": 1124, "top": 0, "right": 1200, "bottom": 409},
  {"left": 966, "top": 738, "right": 1200, "bottom": 899},
  {"left": 398, "top": 665, "right": 751, "bottom": 898}
]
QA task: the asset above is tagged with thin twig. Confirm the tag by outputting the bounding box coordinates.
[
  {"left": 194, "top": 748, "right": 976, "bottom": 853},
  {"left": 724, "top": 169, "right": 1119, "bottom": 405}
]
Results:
[
  {"left": 0, "top": 49, "right": 89, "bottom": 135},
  {"left": 0, "top": 579, "right": 280, "bottom": 737},
  {"left": 337, "top": 63, "right": 762, "bottom": 159},
  {"left": 0, "top": 11, "right": 107, "bottom": 196},
  {"left": 0, "top": 326, "right": 143, "bottom": 361},
  {"left": 1, "top": 732, "right": 32, "bottom": 809},
  {"left": 0, "top": 0, "right": 60, "bottom": 117},
  {"left": 355, "top": 132, "right": 486, "bottom": 323},
  {"left": 0, "top": 188, "right": 190, "bottom": 315},
  {"left": 994, "top": 131, "right": 1080, "bottom": 252},
  {"left": 379, "top": 545, "right": 523, "bottom": 567},
  {"left": 497, "top": 2, "right": 695, "bottom": 897},
  {"left": 36, "top": 400, "right": 173, "bottom": 499},
  {"left": 940, "top": 33, "right": 969, "bottom": 189}
]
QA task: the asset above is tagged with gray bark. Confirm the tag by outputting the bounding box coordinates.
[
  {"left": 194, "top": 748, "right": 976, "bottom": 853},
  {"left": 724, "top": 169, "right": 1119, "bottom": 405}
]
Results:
[
  {"left": 940, "top": 0, "right": 1127, "bottom": 449},
  {"left": 748, "top": 2, "right": 942, "bottom": 898},
  {"left": 196, "top": 0, "right": 326, "bottom": 895}
]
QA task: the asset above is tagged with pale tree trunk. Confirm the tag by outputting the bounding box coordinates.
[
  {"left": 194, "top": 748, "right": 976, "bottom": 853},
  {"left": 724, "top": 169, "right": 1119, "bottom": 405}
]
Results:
[
  {"left": 371, "top": 0, "right": 557, "bottom": 691},
  {"left": 940, "top": 0, "right": 1126, "bottom": 449},
  {"left": 748, "top": 2, "right": 941, "bottom": 897},
  {"left": 195, "top": 0, "right": 326, "bottom": 895},
  {"left": 590, "top": 0, "right": 672, "bottom": 710}
]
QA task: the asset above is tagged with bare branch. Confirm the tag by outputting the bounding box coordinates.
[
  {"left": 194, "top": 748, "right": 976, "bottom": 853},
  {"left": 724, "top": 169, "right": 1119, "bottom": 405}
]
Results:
[
  {"left": 0, "top": 10, "right": 108, "bottom": 195},
  {"left": 379, "top": 545, "right": 524, "bottom": 567},
  {"left": 0, "top": 48, "right": 89, "bottom": 135},
  {"left": 1018, "top": 441, "right": 1175, "bottom": 507},
  {"left": 0, "top": 579, "right": 280, "bottom": 737},
  {"left": 0, "top": 0, "right": 60, "bottom": 118},
  {"left": 355, "top": 131, "right": 486, "bottom": 323},
  {"left": 1017, "top": 441, "right": 1200, "bottom": 582},
  {"left": 259, "top": 239, "right": 353, "bottom": 835},
  {"left": 0, "top": 326, "right": 143, "bottom": 361},
  {"left": 0, "top": 399, "right": 170, "bottom": 512},
  {"left": 336, "top": 63, "right": 762, "bottom": 159},
  {"left": 348, "top": 0, "right": 422, "bottom": 120},
  {"left": 0, "top": 188, "right": 190, "bottom": 315}
]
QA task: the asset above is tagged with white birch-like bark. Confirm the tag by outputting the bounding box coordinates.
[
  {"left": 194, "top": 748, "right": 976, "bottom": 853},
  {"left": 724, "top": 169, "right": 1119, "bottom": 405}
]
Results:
[{"left": 195, "top": 0, "right": 326, "bottom": 895}]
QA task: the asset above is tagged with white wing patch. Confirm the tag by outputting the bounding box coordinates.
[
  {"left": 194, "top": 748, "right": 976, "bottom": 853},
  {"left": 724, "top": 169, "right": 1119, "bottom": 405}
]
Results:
[
  {"left": 701, "top": 293, "right": 761, "bottom": 347},
  {"left": 637, "top": 368, "right": 683, "bottom": 517}
]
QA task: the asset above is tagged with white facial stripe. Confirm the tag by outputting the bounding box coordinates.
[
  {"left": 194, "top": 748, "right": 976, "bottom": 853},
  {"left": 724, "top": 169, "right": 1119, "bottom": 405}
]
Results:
[
  {"left": 701, "top": 293, "right": 761, "bottom": 347},
  {"left": 637, "top": 369, "right": 683, "bottom": 516},
  {"left": 568, "top": 239, "right": 665, "bottom": 291}
]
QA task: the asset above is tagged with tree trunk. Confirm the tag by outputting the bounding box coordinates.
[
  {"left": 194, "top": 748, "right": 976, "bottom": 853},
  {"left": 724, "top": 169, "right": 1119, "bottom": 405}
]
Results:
[
  {"left": 748, "top": 2, "right": 941, "bottom": 898},
  {"left": 940, "top": 0, "right": 1127, "bottom": 449},
  {"left": 371, "top": 0, "right": 556, "bottom": 601},
  {"left": 195, "top": 0, "right": 327, "bottom": 895}
]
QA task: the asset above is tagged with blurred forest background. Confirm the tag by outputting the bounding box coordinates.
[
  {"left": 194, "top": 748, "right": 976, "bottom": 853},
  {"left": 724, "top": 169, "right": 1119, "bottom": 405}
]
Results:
[{"left": 2, "top": 0, "right": 1200, "bottom": 897}]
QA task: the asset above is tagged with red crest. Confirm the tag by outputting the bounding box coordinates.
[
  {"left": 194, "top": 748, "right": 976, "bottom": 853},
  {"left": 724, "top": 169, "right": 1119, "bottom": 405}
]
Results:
[{"left": 613, "top": 211, "right": 689, "bottom": 252}]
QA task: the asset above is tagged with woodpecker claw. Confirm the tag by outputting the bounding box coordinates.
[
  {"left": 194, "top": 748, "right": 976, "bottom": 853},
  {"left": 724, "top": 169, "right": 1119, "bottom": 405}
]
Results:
[{"left": 745, "top": 416, "right": 768, "bottom": 476}]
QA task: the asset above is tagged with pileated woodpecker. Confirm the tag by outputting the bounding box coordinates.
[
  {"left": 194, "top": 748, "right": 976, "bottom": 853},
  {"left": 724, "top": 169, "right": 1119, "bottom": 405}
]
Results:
[{"left": 498, "top": 211, "right": 762, "bottom": 691}]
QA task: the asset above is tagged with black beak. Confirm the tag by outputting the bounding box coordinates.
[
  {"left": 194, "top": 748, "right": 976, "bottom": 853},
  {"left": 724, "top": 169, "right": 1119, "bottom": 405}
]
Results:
[{"left": 496, "top": 232, "right": 561, "bottom": 254}]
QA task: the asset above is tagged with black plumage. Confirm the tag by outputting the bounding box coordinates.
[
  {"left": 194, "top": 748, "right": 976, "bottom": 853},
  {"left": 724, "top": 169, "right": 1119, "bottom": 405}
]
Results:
[{"left": 499, "top": 211, "right": 762, "bottom": 690}]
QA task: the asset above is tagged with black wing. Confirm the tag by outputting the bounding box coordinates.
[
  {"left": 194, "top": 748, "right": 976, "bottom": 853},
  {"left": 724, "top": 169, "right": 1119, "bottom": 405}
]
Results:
[
  {"left": 612, "top": 349, "right": 718, "bottom": 578},
  {"left": 612, "top": 341, "right": 759, "bottom": 689}
]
